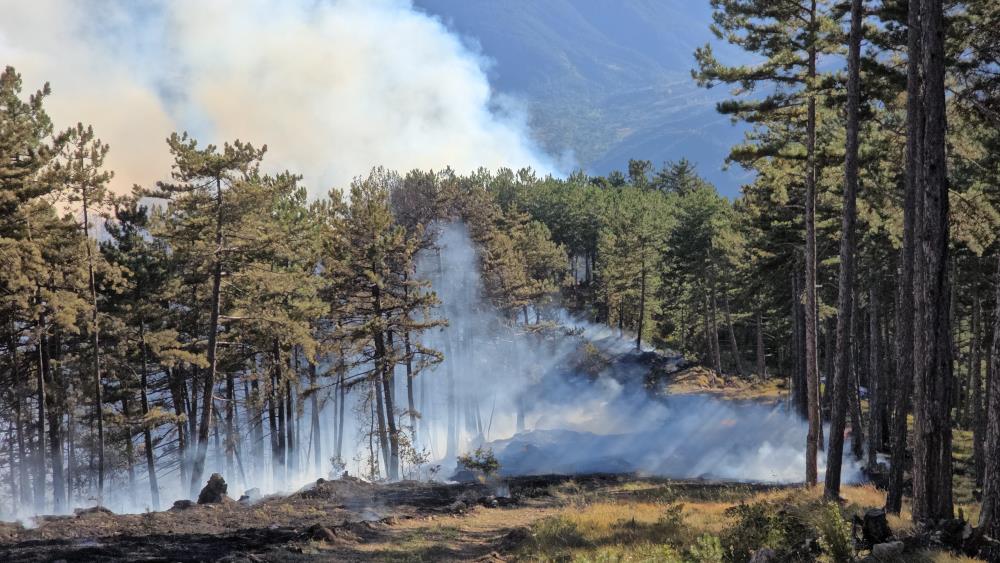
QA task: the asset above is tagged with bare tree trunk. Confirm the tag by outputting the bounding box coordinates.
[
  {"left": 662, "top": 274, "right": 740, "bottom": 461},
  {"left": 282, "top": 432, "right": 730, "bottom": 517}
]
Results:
[
  {"left": 34, "top": 317, "right": 48, "bottom": 512},
  {"left": 825, "top": 62, "right": 860, "bottom": 487},
  {"left": 189, "top": 177, "right": 224, "bottom": 497},
  {"left": 81, "top": 191, "right": 105, "bottom": 502},
  {"left": 978, "top": 253, "right": 1000, "bottom": 540},
  {"left": 309, "top": 361, "right": 322, "bottom": 475},
  {"left": 138, "top": 327, "right": 159, "bottom": 510},
  {"left": 724, "top": 293, "right": 745, "bottom": 376},
  {"left": 867, "top": 287, "right": 882, "bottom": 472},
  {"left": 886, "top": 0, "right": 922, "bottom": 515},
  {"left": 756, "top": 310, "right": 767, "bottom": 378},
  {"left": 911, "top": 0, "right": 954, "bottom": 523},
  {"left": 804, "top": 0, "right": 821, "bottom": 487},
  {"left": 636, "top": 254, "right": 646, "bottom": 351},
  {"left": 47, "top": 336, "right": 65, "bottom": 514}
]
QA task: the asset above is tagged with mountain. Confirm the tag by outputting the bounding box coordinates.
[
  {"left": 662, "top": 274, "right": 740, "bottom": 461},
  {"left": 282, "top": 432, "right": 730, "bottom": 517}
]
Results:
[{"left": 413, "top": 0, "right": 752, "bottom": 197}]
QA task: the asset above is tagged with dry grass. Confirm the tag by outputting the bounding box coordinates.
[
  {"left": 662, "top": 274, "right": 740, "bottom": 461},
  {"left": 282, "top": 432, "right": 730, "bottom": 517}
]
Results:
[
  {"left": 515, "top": 482, "right": 987, "bottom": 562},
  {"left": 665, "top": 367, "right": 785, "bottom": 401}
]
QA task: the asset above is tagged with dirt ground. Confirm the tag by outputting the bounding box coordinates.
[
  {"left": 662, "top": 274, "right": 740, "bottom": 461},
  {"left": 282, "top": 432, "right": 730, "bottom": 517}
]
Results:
[{"left": 0, "top": 475, "right": 780, "bottom": 562}]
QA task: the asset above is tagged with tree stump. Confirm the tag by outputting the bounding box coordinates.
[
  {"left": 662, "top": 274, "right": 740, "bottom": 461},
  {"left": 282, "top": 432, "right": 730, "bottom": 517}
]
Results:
[
  {"left": 856, "top": 508, "right": 892, "bottom": 547},
  {"left": 197, "top": 473, "right": 229, "bottom": 504}
]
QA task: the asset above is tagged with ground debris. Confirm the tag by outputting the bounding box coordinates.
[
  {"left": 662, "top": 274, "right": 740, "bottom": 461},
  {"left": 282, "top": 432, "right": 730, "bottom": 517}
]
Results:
[{"left": 73, "top": 506, "right": 114, "bottom": 518}]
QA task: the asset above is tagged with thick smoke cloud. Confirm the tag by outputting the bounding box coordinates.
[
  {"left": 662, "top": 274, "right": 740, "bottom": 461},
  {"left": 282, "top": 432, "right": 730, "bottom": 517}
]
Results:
[{"left": 0, "top": 0, "right": 555, "bottom": 196}]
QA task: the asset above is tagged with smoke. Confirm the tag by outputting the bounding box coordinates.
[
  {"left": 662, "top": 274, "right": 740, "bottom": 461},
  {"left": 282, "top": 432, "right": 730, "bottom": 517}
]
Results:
[
  {"left": 0, "top": 0, "right": 555, "bottom": 196},
  {"left": 413, "top": 223, "right": 863, "bottom": 484}
]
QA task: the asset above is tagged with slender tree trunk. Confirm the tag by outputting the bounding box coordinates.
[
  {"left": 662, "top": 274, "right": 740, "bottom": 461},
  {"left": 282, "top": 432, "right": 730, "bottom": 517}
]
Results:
[
  {"left": 80, "top": 192, "right": 106, "bottom": 502},
  {"left": 978, "top": 253, "right": 1000, "bottom": 541},
  {"left": 309, "top": 361, "right": 322, "bottom": 475},
  {"left": 974, "top": 300, "right": 988, "bottom": 487},
  {"left": 867, "top": 287, "right": 882, "bottom": 472},
  {"left": 47, "top": 334, "right": 65, "bottom": 514},
  {"left": 824, "top": 0, "right": 862, "bottom": 497},
  {"left": 285, "top": 377, "right": 296, "bottom": 474},
  {"left": 636, "top": 254, "right": 646, "bottom": 350},
  {"left": 803, "top": 0, "right": 821, "bottom": 487},
  {"left": 849, "top": 304, "right": 866, "bottom": 461},
  {"left": 138, "top": 326, "right": 159, "bottom": 510},
  {"left": 190, "top": 177, "right": 224, "bottom": 497},
  {"left": 911, "top": 0, "right": 953, "bottom": 523},
  {"left": 710, "top": 285, "right": 723, "bottom": 374},
  {"left": 121, "top": 395, "right": 136, "bottom": 497},
  {"left": 887, "top": 0, "right": 923, "bottom": 515},
  {"left": 33, "top": 317, "right": 47, "bottom": 512},
  {"left": 373, "top": 375, "right": 390, "bottom": 476},
  {"left": 792, "top": 273, "right": 807, "bottom": 417},
  {"left": 756, "top": 310, "right": 767, "bottom": 378},
  {"left": 168, "top": 367, "right": 188, "bottom": 489},
  {"left": 724, "top": 292, "right": 745, "bottom": 376},
  {"left": 336, "top": 366, "right": 346, "bottom": 463}
]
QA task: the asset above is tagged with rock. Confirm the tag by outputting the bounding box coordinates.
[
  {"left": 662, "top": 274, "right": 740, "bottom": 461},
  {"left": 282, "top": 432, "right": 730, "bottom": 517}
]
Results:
[
  {"left": 748, "top": 547, "right": 776, "bottom": 562},
  {"left": 870, "top": 540, "right": 904, "bottom": 560},
  {"left": 197, "top": 473, "right": 229, "bottom": 504},
  {"left": 171, "top": 499, "right": 196, "bottom": 510}
]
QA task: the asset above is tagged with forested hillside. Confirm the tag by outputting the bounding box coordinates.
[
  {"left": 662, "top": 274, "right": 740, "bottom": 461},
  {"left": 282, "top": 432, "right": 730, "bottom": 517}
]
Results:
[
  {"left": 3, "top": 0, "right": 1000, "bottom": 561},
  {"left": 414, "top": 0, "right": 752, "bottom": 195}
]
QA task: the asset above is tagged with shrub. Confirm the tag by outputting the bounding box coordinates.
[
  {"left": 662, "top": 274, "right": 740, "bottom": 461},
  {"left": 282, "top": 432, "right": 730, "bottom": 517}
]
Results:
[
  {"left": 457, "top": 447, "right": 501, "bottom": 477},
  {"left": 817, "top": 503, "right": 853, "bottom": 563},
  {"left": 688, "top": 534, "right": 726, "bottom": 563}
]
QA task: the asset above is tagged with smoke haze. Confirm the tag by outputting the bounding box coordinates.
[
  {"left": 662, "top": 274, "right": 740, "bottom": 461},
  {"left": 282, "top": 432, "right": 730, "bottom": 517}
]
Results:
[{"left": 0, "top": 0, "right": 555, "bottom": 196}]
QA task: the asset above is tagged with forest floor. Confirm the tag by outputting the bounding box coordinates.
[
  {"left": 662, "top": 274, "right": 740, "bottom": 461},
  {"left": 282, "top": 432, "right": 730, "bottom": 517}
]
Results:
[
  {"left": 658, "top": 365, "right": 787, "bottom": 402},
  {"left": 0, "top": 473, "right": 985, "bottom": 562}
]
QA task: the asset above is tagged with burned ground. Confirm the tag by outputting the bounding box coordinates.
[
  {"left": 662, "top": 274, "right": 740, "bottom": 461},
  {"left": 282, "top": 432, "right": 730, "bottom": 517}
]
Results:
[{"left": 0, "top": 475, "right": 784, "bottom": 562}]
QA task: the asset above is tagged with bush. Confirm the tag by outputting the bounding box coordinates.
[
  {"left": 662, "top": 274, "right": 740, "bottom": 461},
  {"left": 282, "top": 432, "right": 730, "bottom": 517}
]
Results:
[
  {"left": 817, "top": 503, "right": 853, "bottom": 563},
  {"left": 721, "top": 497, "right": 822, "bottom": 562},
  {"left": 457, "top": 447, "right": 501, "bottom": 477},
  {"left": 688, "top": 534, "right": 725, "bottom": 563}
]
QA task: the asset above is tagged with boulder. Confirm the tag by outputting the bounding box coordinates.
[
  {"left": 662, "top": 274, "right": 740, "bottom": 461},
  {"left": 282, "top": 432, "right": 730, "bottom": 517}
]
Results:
[
  {"left": 197, "top": 473, "right": 229, "bottom": 504},
  {"left": 870, "top": 540, "right": 904, "bottom": 560},
  {"left": 171, "top": 499, "right": 196, "bottom": 510}
]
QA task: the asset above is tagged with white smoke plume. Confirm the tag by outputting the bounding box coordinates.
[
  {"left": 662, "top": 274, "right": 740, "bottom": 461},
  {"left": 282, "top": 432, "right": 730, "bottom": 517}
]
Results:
[
  {"left": 413, "top": 223, "right": 864, "bottom": 485},
  {"left": 0, "top": 0, "right": 555, "bottom": 196}
]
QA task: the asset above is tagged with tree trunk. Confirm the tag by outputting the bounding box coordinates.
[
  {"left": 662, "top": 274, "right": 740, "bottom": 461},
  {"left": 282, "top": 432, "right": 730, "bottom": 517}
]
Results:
[
  {"left": 139, "top": 327, "right": 159, "bottom": 510},
  {"left": 886, "top": 0, "right": 922, "bottom": 515},
  {"left": 824, "top": 0, "right": 862, "bottom": 492},
  {"left": 911, "top": 0, "right": 954, "bottom": 523},
  {"left": 867, "top": 287, "right": 882, "bottom": 472},
  {"left": 978, "top": 253, "right": 1000, "bottom": 540},
  {"left": 724, "top": 293, "right": 745, "bottom": 376},
  {"left": 636, "top": 254, "right": 646, "bottom": 351},
  {"left": 309, "top": 361, "right": 322, "bottom": 475},
  {"left": 81, "top": 190, "right": 106, "bottom": 502},
  {"left": 34, "top": 317, "right": 48, "bottom": 512},
  {"left": 804, "top": 0, "right": 821, "bottom": 487},
  {"left": 756, "top": 310, "right": 767, "bottom": 378},
  {"left": 189, "top": 177, "right": 224, "bottom": 497}
]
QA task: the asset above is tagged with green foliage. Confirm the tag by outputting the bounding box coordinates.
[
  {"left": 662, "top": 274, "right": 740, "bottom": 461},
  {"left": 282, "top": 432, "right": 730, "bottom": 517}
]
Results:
[
  {"left": 688, "top": 534, "right": 726, "bottom": 563},
  {"left": 817, "top": 503, "right": 853, "bottom": 563},
  {"left": 457, "top": 447, "right": 501, "bottom": 477}
]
